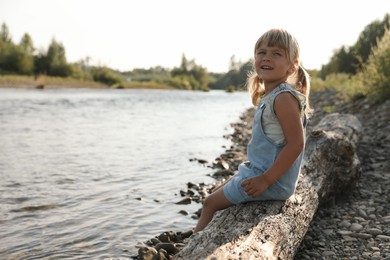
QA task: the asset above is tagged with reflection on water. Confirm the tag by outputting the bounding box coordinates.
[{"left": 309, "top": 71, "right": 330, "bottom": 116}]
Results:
[{"left": 0, "top": 88, "right": 250, "bottom": 259}]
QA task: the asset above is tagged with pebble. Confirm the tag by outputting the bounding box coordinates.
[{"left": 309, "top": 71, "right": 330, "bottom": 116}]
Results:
[
  {"left": 352, "top": 233, "right": 372, "bottom": 239},
  {"left": 367, "top": 228, "right": 383, "bottom": 236},
  {"left": 339, "top": 220, "right": 351, "bottom": 228},
  {"left": 350, "top": 223, "right": 364, "bottom": 232},
  {"left": 377, "top": 235, "right": 390, "bottom": 241}
]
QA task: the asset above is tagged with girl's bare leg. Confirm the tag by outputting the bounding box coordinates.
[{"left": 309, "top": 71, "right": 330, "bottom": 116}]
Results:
[
  {"left": 194, "top": 188, "right": 233, "bottom": 232},
  {"left": 211, "top": 177, "right": 231, "bottom": 192}
]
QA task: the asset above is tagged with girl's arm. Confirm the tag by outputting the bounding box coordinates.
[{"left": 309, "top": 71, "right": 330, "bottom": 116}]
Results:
[{"left": 241, "top": 92, "right": 304, "bottom": 198}]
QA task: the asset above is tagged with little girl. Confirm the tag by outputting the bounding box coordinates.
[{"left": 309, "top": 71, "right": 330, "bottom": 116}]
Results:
[{"left": 194, "top": 28, "right": 311, "bottom": 232}]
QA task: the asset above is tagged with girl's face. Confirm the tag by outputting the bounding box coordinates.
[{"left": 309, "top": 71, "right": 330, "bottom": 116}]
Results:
[{"left": 254, "top": 42, "right": 293, "bottom": 86}]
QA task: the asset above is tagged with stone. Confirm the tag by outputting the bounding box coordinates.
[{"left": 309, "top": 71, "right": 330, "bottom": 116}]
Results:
[
  {"left": 350, "top": 223, "right": 364, "bottom": 232},
  {"left": 367, "top": 228, "right": 383, "bottom": 236},
  {"left": 376, "top": 235, "right": 390, "bottom": 241}
]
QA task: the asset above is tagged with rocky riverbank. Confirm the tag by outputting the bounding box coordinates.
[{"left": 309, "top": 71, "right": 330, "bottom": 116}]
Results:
[
  {"left": 295, "top": 89, "right": 390, "bottom": 259},
  {"left": 133, "top": 88, "right": 390, "bottom": 260}
]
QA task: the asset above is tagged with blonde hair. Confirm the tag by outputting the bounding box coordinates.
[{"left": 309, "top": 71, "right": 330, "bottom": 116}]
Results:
[{"left": 247, "top": 28, "right": 311, "bottom": 113}]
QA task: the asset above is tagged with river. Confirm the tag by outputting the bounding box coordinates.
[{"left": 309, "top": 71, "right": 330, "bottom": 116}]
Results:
[{"left": 0, "top": 88, "right": 251, "bottom": 259}]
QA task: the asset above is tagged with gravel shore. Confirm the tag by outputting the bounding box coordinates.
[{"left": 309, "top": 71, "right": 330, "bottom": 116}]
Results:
[
  {"left": 134, "top": 88, "right": 390, "bottom": 259},
  {"left": 294, "top": 89, "right": 390, "bottom": 259}
]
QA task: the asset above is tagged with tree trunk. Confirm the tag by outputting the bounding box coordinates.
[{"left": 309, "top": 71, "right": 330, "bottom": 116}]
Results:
[{"left": 175, "top": 113, "right": 362, "bottom": 260}]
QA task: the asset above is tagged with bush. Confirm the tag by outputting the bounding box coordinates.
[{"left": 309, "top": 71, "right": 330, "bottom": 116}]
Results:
[
  {"left": 360, "top": 28, "right": 390, "bottom": 103},
  {"left": 321, "top": 73, "right": 365, "bottom": 101},
  {"left": 91, "top": 67, "right": 123, "bottom": 86}
]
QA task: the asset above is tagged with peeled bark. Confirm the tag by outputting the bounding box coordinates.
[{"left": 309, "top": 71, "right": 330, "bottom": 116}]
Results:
[{"left": 175, "top": 113, "right": 362, "bottom": 260}]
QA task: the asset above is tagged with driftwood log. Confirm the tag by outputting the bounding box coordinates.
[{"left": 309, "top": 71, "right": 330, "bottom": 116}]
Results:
[{"left": 175, "top": 113, "right": 362, "bottom": 260}]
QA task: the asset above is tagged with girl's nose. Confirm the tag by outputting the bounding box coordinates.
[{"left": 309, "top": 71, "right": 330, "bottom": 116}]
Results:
[
  {"left": 262, "top": 55, "right": 270, "bottom": 61},
  {"left": 262, "top": 52, "right": 271, "bottom": 61}
]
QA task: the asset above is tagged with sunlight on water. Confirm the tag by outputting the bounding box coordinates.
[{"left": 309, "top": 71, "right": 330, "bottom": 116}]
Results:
[{"left": 0, "top": 88, "right": 250, "bottom": 258}]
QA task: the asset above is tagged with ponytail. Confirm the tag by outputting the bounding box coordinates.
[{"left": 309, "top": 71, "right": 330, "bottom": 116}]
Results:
[
  {"left": 247, "top": 71, "right": 264, "bottom": 106},
  {"left": 294, "top": 65, "right": 311, "bottom": 114}
]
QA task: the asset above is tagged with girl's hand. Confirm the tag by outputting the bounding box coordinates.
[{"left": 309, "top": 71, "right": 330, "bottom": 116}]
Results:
[{"left": 240, "top": 174, "right": 271, "bottom": 198}]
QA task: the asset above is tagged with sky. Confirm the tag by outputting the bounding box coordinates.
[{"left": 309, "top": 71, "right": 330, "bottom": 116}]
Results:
[{"left": 1, "top": 0, "right": 389, "bottom": 73}]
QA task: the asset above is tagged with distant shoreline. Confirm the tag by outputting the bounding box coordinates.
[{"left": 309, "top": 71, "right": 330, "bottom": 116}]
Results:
[
  {"left": 0, "top": 75, "right": 180, "bottom": 90},
  {"left": 0, "top": 75, "right": 108, "bottom": 89}
]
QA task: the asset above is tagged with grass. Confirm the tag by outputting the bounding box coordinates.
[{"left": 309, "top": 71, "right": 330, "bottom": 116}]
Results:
[{"left": 118, "top": 81, "right": 175, "bottom": 90}]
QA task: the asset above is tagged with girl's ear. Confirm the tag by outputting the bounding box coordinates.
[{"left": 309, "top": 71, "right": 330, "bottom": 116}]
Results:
[
  {"left": 288, "top": 65, "right": 297, "bottom": 75},
  {"left": 289, "top": 59, "right": 299, "bottom": 74}
]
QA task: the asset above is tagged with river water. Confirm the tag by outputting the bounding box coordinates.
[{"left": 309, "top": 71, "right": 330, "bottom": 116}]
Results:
[{"left": 0, "top": 88, "right": 251, "bottom": 259}]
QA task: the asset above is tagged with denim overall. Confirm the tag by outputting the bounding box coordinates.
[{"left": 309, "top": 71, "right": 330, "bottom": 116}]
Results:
[{"left": 223, "top": 84, "right": 307, "bottom": 204}]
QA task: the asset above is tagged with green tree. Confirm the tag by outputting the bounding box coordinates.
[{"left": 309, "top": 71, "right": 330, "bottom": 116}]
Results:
[
  {"left": 34, "top": 49, "right": 49, "bottom": 75},
  {"left": 68, "top": 62, "right": 92, "bottom": 80},
  {"left": 0, "top": 23, "right": 13, "bottom": 73},
  {"left": 352, "top": 14, "right": 390, "bottom": 72},
  {"left": 20, "top": 33, "right": 34, "bottom": 54},
  {"left": 210, "top": 59, "right": 252, "bottom": 90},
  {"left": 0, "top": 40, "right": 8, "bottom": 73},
  {"left": 14, "top": 46, "right": 34, "bottom": 74},
  {"left": 319, "top": 46, "right": 355, "bottom": 78},
  {"left": 360, "top": 27, "right": 390, "bottom": 102},
  {"left": 0, "top": 22, "right": 12, "bottom": 43},
  {"left": 320, "top": 13, "right": 390, "bottom": 78},
  {"left": 171, "top": 54, "right": 191, "bottom": 77},
  {"left": 0, "top": 27, "right": 35, "bottom": 74},
  {"left": 171, "top": 54, "right": 209, "bottom": 90},
  {"left": 46, "top": 38, "right": 70, "bottom": 76},
  {"left": 15, "top": 33, "right": 35, "bottom": 74},
  {"left": 228, "top": 55, "right": 241, "bottom": 71}
]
